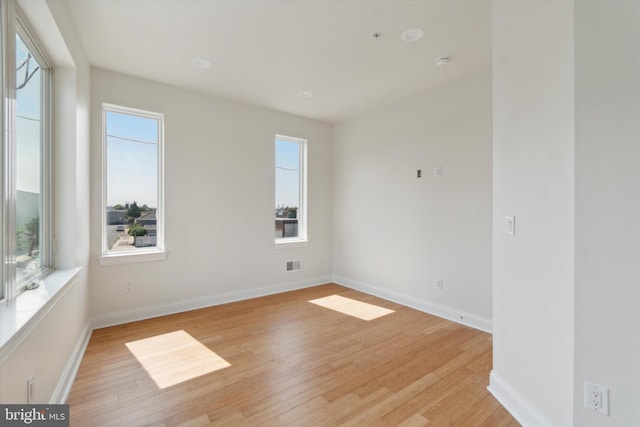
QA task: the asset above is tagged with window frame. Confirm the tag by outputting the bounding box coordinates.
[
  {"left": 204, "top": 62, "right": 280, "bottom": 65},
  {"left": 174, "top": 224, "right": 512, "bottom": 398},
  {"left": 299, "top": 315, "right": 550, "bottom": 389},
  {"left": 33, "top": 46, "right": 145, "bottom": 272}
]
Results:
[
  {"left": 1, "top": 1, "right": 54, "bottom": 303},
  {"left": 274, "top": 134, "right": 307, "bottom": 246},
  {"left": 99, "top": 103, "right": 165, "bottom": 265}
]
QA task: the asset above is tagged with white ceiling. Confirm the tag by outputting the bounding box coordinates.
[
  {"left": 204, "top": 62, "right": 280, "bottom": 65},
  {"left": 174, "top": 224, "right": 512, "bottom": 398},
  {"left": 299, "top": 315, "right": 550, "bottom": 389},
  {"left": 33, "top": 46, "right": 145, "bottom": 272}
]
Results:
[{"left": 65, "top": 0, "right": 491, "bottom": 124}]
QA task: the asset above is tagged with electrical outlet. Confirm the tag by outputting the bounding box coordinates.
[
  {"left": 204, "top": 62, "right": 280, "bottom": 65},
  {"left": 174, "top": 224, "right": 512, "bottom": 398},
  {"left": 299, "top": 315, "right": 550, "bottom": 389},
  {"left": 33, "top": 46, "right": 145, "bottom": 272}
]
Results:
[
  {"left": 584, "top": 381, "right": 609, "bottom": 415},
  {"left": 27, "top": 375, "right": 35, "bottom": 403},
  {"left": 435, "top": 279, "right": 443, "bottom": 290},
  {"left": 123, "top": 283, "right": 133, "bottom": 293}
]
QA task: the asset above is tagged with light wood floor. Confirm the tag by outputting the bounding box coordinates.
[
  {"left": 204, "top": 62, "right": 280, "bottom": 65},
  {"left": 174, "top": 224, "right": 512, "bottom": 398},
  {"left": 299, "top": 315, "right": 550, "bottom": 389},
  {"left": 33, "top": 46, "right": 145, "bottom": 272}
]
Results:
[{"left": 67, "top": 284, "right": 519, "bottom": 426}]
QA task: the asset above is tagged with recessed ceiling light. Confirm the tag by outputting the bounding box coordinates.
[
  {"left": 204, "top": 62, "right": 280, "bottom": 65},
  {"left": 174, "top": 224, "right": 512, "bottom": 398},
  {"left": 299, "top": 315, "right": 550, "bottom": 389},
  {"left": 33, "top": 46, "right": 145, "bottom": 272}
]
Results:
[
  {"left": 401, "top": 28, "right": 424, "bottom": 42},
  {"left": 435, "top": 57, "right": 450, "bottom": 67},
  {"left": 191, "top": 57, "right": 211, "bottom": 69},
  {"left": 299, "top": 91, "right": 314, "bottom": 98}
]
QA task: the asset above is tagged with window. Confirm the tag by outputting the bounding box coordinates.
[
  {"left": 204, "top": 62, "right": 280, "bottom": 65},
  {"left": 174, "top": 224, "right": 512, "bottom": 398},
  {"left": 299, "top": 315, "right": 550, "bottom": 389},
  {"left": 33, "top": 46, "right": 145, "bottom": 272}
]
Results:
[
  {"left": 275, "top": 135, "right": 307, "bottom": 242},
  {"left": 1, "top": 2, "right": 53, "bottom": 301},
  {"left": 102, "top": 104, "right": 164, "bottom": 260}
]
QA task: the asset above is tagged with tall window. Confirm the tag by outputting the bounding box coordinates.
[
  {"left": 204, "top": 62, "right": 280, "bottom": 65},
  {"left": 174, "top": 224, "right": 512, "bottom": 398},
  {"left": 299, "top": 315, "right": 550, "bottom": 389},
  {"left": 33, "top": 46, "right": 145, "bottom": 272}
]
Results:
[
  {"left": 1, "top": 2, "right": 53, "bottom": 301},
  {"left": 102, "top": 104, "right": 163, "bottom": 257},
  {"left": 275, "top": 135, "right": 306, "bottom": 242}
]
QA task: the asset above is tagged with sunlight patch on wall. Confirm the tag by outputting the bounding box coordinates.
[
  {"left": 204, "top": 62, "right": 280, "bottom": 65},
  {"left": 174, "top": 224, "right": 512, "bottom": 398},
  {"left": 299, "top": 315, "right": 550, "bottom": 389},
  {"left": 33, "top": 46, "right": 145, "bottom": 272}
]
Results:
[
  {"left": 125, "top": 330, "right": 230, "bottom": 389},
  {"left": 309, "top": 294, "right": 395, "bottom": 320}
]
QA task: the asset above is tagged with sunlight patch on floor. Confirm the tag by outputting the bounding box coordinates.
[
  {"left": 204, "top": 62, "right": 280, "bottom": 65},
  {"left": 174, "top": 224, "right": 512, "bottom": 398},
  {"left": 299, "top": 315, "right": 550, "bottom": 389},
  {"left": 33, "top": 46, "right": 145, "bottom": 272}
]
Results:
[
  {"left": 309, "top": 294, "right": 395, "bottom": 320},
  {"left": 125, "top": 330, "right": 230, "bottom": 389}
]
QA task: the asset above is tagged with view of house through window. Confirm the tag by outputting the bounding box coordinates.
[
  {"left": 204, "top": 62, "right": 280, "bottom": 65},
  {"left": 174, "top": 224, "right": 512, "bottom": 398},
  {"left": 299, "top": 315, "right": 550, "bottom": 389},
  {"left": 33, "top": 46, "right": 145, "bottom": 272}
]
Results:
[
  {"left": 104, "top": 105, "right": 163, "bottom": 253},
  {"left": 275, "top": 135, "right": 306, "bottom": 241}
]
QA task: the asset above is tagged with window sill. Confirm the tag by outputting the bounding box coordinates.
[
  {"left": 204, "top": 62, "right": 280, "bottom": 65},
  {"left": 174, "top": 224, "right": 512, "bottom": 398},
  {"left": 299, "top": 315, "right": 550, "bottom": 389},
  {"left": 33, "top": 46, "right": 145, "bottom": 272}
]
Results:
[
  {"left": 98, "top": 250, "right": 168, "bottom": 266},
  {"left": 275, "top": 239, "right": 309, "bottom": 249},
  {"left": 0, "top": 267, "right": 81, "bottom": 363}
]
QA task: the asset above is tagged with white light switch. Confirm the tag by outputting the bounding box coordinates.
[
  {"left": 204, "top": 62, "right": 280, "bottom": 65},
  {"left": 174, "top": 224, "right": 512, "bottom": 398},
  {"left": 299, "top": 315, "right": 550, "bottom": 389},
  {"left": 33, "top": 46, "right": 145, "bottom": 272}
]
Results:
[
  {"left": 505, "top": 216, "right": 515, "bottom": 236},
  {"left": 434, "top": 166, "right": 443, "bottom": 177}
]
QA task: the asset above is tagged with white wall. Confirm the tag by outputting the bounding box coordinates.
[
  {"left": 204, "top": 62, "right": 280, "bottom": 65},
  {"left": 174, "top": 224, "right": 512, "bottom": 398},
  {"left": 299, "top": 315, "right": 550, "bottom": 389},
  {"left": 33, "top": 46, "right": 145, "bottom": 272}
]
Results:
[
  {"left": 332, "top": 69, "right": 493, "bottom": 328},
  {"left": 89, "top": 69, "right": 333, "bottom": 321},
  {"left": 491, "top": 1, "right": 575, "bottom": 426},
  {"left": 574, "top": 1, "right": 640, "bottom": 425},
  {"left": 5, "top": 2, "right": 635, "bottom": 420},
  {"left": 0, "top": 0, "right": 91, "bottom": 403}
]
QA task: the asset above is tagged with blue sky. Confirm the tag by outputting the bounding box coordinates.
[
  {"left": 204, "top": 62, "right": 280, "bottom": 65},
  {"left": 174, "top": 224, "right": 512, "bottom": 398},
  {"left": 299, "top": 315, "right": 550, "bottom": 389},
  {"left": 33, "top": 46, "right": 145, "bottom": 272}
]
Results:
[
  {"left": 275, "top": 139, "right": 300, "bottom": 210},
  {"left": 106, "top": 111, "right": 159, "bottom": 207},
  {"left": 16, "top": 34, "right": 42, "bottom": 195}
]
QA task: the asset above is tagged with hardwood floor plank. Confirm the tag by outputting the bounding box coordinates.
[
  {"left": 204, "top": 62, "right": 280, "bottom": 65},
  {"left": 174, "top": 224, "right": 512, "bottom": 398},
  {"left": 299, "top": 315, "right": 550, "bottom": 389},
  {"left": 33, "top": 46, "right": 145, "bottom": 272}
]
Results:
[
  {"left": 380, "top": 367, "right": 473, "bottom": 425},
  {"left": 259, "top": 395, "right": 330, "bottom": 427},
  {"left": 173, "top": 414, "right": 210, "bottom": 427},
  {"left": 420, "top": 381, "right": 489, "bottom": 425},
  {"left": 314, "top": 387, "right": 394, "bottom": 427},
  {"left": 66, "top": 284, "right": 518, "bottom": 426},
  {"left": 452, "top": 394, "right": 502, "bottom": 426},
  {"left": 240, "top": 399, "right": 293, "bottom": 426},
  {"left": 338, "top": 373, "right": 440, "bottom": 426},
  {"left": 476, "top": 404, "right": 519, "bottom": 427},
  {"left": 397, "top": 413, "right": 430, "bottom": 427}
]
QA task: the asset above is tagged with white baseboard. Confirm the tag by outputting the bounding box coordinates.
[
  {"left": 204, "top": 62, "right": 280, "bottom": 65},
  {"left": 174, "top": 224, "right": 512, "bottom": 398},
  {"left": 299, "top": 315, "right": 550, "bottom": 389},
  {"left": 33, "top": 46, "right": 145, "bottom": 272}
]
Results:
[
  {"left": 50, "top": 320, "right": 92, "bottom": 404},
  {"left": 333, "top": 275, "right": 492, "bottom": 333},
  {"left": 91, "top": 275, "right": 333, "bottom": 329},
  {"left": 488, "top": 371, "right": 554, "bottom": 427}
]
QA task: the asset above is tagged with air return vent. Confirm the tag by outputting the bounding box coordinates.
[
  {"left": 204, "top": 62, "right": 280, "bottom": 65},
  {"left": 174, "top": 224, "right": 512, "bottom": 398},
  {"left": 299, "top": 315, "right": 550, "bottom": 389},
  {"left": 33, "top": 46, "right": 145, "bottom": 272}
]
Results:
[{"left": 286, "top": 260, "right": 301, "bottom": 272}]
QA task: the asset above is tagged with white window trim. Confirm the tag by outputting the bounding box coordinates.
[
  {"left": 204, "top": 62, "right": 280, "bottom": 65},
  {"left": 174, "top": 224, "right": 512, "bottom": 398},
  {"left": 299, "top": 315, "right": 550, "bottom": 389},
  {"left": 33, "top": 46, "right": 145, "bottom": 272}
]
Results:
[
  {"left": 275, "top": 134, "right": 307, "bottom": 246},
  {"left": 0, "top": 0, "right": 65, "bottom": 354},
  {"left": 98, "top": 103, "right": 166, "bottom": 266},
  {"left": 2, "top": 1, "right": 54, "bottom": 303},
  {"left": 0, "top": 267, "right": 80, "bottom": 361},
  {"left": 15, "top": 9, "right": 53, "bottom": 291},
  {"left": 275, "top": 239, "right": 309, "bottom": 249},
  {"left": 98, "top": 249, "right": 167, "bottom": 266}
]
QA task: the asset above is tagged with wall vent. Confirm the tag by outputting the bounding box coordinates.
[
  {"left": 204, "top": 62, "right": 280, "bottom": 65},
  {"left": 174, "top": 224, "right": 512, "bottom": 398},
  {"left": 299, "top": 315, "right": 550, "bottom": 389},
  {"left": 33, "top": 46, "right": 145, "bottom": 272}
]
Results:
[{"left": 286, "top": 260, "right": 301, "bottom": 272}]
